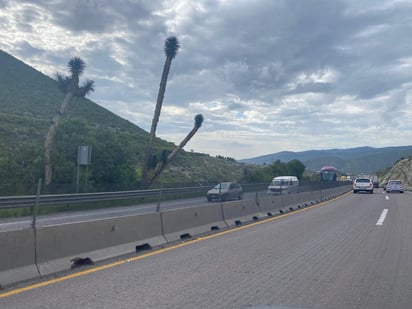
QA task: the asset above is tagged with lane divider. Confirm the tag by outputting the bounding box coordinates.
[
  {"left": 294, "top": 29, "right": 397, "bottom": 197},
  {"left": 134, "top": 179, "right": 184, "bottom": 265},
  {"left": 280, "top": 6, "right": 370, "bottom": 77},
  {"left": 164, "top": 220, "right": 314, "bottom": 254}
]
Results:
[{"left": 376, "top": 209, "right": 388, "bottom": 226}]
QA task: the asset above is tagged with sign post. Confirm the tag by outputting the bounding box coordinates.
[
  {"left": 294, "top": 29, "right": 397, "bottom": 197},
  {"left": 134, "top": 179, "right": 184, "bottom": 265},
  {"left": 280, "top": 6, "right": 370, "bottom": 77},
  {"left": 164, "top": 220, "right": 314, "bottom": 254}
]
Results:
[{"left": 76, "top": 145, "right": 92, "bottom": 193}]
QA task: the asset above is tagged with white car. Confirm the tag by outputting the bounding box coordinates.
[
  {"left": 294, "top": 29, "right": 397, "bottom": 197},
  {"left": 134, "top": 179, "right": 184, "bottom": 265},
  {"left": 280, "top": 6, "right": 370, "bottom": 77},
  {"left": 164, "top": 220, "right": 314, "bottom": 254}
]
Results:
[{"left": 353, "top": 177, "right": 374, "bottom": 194}]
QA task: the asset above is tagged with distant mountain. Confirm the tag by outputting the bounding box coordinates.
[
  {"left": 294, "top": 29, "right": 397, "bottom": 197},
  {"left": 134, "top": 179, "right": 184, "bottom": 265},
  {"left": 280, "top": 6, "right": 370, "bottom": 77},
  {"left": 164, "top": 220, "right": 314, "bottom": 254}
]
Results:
[{"left": 239, "top": 146, "right": 412, "bottom": 175}]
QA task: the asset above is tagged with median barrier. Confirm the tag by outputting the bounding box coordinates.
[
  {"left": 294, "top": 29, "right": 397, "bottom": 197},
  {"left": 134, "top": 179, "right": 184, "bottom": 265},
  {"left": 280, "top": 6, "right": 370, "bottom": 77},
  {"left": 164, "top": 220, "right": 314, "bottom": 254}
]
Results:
[
  {"left": 0, "top": 228, "right": 39, "bottom": 287},
  {"left": 258, "top": 195, "right": 285, "bottom": 215},
  {"left": 280, "top": 191, "right": 316, "bottom": 210},
  {"left": 337, "top": 185, "right": 352, "bottom": 195},
  {"left": 161, "top": 203, "right": 228, "bottom": 242},
  {"left": 310, "top": 190, "right": 323, "bottom": 203},
  {"left": 321, "top": 185, "right": 352, "bottom": 200},
  {"left": 259, "top": 191, "right": 320, "bottom": 215},
  {"left": 222, "top": 199, "right": 264, "bottom": 226},
  {"left": 36, "top": 212, "right": 166, "bottom": 276},
  {"left": 270, "top": 186, "right": 351, "bottom": 212}
]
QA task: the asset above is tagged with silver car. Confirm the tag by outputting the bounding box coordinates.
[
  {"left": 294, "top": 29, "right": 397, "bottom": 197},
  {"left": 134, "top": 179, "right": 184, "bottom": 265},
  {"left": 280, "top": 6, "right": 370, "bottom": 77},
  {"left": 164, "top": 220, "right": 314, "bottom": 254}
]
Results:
[
  {"left": 207, "top": 182, "right": 243, "bottom": 202},
  {"left": 385, "top": 180, "right": 404, "bottom": 193}
]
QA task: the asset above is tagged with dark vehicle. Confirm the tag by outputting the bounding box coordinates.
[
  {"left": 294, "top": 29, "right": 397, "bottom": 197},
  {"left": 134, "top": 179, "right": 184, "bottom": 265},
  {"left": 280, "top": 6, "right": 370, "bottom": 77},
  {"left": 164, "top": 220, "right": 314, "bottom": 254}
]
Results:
[
  {"left": 207, "top": 182, "right": 243, "bottom": 202},
  {"left": 353, "top": 177, "right": 374, "bottom": 194},
  {"left": 369, "top": 175, "right": 379, "bottom": 188},
  {"left": 385, "top": 180, "right": 404, "bottom": 193}
]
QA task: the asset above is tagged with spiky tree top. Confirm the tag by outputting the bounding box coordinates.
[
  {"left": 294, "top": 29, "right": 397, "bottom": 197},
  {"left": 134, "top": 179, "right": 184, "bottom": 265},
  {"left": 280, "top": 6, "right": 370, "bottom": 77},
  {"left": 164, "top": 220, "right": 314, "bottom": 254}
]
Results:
[
  {"left": 195, "top": 114, "right": 204, "bottom": 128},
  {"left": 55, "top": 57, "right": 94, "bottom": 97},
  {"left": 164, "top": 36, "right": 180, "bottom": 59}
]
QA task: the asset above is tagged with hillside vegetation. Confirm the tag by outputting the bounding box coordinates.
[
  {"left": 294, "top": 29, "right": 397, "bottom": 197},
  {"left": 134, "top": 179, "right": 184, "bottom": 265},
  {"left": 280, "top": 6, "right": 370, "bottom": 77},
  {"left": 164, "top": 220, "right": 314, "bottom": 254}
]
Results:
[
  {"left": 0, "top": 50, "right": 246, "bottom": 195},
  {"left": 380, "top": 156, "right": 412, "bottom": 189}
]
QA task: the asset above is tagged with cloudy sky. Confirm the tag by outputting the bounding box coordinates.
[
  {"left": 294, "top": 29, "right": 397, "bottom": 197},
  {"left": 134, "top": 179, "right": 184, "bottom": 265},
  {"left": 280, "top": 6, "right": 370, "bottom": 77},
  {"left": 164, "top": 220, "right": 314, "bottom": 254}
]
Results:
[{"left": 1, "top": 0, "right": 412, "bottom": 160}]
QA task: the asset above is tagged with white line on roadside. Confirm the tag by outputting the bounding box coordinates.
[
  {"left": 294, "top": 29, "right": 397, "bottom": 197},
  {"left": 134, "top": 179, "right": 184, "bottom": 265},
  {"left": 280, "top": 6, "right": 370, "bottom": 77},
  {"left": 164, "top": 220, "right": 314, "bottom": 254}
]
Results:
[
  {"left": 385, "top": 195, "right": 389, "bottom": 200},
  {"left": 376, "top": 209, "right": 388, "bottom": 226}
]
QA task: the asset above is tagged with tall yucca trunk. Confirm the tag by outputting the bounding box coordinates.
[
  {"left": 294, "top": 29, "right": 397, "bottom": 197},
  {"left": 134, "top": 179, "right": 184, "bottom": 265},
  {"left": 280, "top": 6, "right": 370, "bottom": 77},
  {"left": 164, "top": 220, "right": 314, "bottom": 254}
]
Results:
[
  {"left": 141, "top": 56, "right": 173, "bottom": 189},
  {"left": 141, "top": 37, "right": 179, "bottom": 189},
  {"left": 43, "top": 92, "right": 72, "bottom": 185}
]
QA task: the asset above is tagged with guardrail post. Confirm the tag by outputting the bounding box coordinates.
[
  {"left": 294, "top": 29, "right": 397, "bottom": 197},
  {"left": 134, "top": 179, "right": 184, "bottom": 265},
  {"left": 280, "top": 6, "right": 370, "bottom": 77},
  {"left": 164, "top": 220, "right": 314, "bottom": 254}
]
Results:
[
  {"left": 31, "top": 178, "right": 42, "bottom": 229},
  {"left": 255, "top": 191, "right": 260, "bottom": 209},
  {"left": 156, "top": 183, "right": 163, "bottom": 212},
  {"left": 31, "top": 178, "right": 42, "bottom": 276}
]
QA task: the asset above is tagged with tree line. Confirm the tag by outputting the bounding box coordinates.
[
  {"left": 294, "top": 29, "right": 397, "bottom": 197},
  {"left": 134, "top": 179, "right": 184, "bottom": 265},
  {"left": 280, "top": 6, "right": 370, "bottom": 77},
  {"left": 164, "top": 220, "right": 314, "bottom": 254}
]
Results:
[{"left": 242, "top": 159, "right": 306, "bottom": 183}]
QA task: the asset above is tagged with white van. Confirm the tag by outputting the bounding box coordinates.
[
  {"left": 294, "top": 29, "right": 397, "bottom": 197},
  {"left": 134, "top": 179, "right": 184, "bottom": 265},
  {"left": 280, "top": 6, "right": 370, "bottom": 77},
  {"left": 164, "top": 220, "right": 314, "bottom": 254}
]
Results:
[{"left": 267, "top": 176, "right": 299, "bottom": 195}]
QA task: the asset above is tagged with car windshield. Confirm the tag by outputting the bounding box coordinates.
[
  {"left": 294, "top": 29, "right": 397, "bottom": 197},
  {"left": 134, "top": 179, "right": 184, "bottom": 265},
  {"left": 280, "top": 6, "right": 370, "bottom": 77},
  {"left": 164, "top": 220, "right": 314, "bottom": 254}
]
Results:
[
  {"left": 272, "top": 179, "right": 290, "bottom": 186},
  {"left": 214, "top": 183, "right": 230, "bottom": 190},
  {"left": 356, "top": 179, "right": 370, "bottom": 183},
  {"left": 321, "top": 172, "right": 336, "bottom": 181}
]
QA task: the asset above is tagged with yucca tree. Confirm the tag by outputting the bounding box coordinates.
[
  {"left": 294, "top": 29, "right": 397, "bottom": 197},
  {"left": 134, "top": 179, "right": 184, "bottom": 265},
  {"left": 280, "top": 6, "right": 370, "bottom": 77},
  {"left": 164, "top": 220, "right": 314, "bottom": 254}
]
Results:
[
  {"left": 147, "top": 114, "right": 204, "bottom": 188},
  {"left": 141, "top": 36, "right": 180, "bottom": 189},
  {"left": 44, "top": 57, "right": 94, "bottom": 186}
]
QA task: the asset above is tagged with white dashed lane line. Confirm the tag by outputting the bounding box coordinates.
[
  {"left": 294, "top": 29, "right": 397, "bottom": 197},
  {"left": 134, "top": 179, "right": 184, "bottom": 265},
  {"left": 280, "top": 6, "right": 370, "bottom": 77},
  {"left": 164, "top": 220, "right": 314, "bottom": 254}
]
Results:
[{"left": 376, "top": 208, "right": 388, "bottom": 226}]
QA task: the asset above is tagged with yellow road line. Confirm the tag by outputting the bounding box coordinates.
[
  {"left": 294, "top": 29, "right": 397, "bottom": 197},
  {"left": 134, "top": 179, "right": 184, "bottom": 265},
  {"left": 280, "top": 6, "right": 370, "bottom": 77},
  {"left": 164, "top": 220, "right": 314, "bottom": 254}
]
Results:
[{"left": 0, "top": 192, "right": 349, "bottom": 299}]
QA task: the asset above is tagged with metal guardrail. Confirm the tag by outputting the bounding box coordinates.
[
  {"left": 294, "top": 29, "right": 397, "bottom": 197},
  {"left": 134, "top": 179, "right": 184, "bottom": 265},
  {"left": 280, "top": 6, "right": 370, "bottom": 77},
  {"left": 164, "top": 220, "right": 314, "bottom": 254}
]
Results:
[
  {"left": 0, "top": 186, "right": 211, "bottom": 209},
  {"left": 0, "top": 181, "right": 347, "bottom": 210}
]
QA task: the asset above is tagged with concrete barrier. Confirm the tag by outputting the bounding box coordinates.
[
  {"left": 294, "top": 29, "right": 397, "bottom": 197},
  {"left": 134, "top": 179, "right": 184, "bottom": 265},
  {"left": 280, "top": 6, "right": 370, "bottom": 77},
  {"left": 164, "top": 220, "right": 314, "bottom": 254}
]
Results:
[
  {"left": 0, "top": 228, "right": 39, "bottom": 287},
  {"left": 36, "top": 212, "right": 166, "bottom": 276},
  {"left": 321, "top": 185, "right": 352, "bottom": 199},
  {"left": 310, "top": 190, "right": 323, "bottom": 203},
  {"left": 1, "top": 185, "right": 352, "bottom": 286},
  {"left": 281, "top": 191, "right": 315, "bottom": 209},
  {"left": 222, "top": 199, "right": 265, "bottom": 227},
  {"left": 259, "top": 191, "right": 321, "bottom": 215},
  {"left": 258, "top": 195, "right": 285, "bottom": 215},
  {"left": 161, "top": 203, "right": 228, "bottom": 242}
]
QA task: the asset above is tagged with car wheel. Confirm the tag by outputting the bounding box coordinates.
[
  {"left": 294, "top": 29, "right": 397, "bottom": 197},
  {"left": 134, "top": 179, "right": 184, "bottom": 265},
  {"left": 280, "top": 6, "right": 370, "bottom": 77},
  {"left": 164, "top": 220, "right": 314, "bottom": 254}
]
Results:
[
  {"left": 207, "top": 196, "right": 212, "bottom": 202},
  {"left": 238, "top": 193, "right": 243, "bottom": 200},
  {"left": 353, "top": 190, "right": 357, "bottom": 194}
]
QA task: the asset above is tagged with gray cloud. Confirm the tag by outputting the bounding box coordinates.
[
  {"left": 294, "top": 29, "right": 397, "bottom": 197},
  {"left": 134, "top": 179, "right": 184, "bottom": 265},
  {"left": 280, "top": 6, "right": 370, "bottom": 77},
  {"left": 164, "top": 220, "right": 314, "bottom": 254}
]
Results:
[{"left": 1, "top": 0, "right": 412, "bottom": 159}]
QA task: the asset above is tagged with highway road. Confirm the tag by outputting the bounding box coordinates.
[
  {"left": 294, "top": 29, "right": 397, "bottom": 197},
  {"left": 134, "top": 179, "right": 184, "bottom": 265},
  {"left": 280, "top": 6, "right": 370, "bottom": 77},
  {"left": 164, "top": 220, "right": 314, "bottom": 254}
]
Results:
[{"left": 1, "top": 190, "right": 411, "bottom": 308}]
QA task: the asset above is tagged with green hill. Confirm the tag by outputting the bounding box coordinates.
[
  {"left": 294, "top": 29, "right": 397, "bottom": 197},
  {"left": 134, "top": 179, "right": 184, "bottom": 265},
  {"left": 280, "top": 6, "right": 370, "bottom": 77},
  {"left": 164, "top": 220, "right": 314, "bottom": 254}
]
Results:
[
  {"left": 0, "top": 50, "right": 244, "bottom": 195},
  {"left": 380, "top": 156, "right": 412, "bottom": 189}
]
